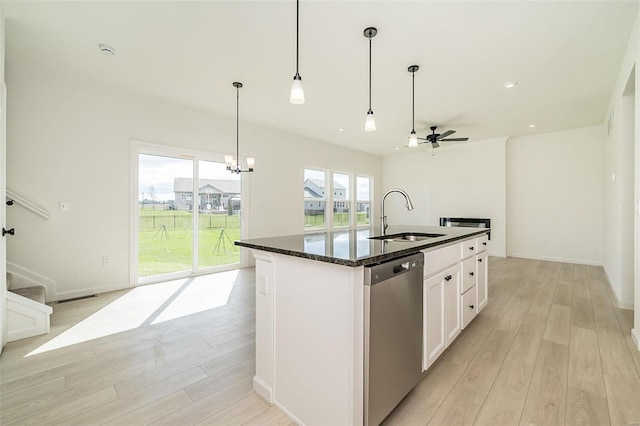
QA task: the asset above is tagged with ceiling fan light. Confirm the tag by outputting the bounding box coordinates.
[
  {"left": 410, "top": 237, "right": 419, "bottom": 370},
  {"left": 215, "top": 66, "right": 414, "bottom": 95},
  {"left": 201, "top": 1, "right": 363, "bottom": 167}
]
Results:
[
  {"left": 408, "top": 130, "right": 418, "bottom": 147},
  {"left": 365, "top": 110, "right": 376, "bottom": 132},
  {"left": 290, "top": 74, "right": 305, "bottom": 104}
]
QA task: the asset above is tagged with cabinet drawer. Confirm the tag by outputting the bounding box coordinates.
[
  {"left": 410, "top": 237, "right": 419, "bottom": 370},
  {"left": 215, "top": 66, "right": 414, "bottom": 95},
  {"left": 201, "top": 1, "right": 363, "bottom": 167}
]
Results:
[
  {"left": 424, "top": 243, "right": 461, "bottom": 276},
  {"left": 461, "top": 238, "right": 477, "bottom": 259},
  {"left": 477, "top": 235, "right": 489, "bottom": 253},
  {"left": 461, "top": 257, "right": 476, "bottom": 293},
  {"left": 462, "top": 287, "right": 477, "bottom": 329}
]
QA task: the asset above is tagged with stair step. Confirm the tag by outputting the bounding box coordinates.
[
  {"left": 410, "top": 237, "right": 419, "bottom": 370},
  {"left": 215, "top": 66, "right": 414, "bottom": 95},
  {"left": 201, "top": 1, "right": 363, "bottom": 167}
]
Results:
[{"left": 11, "top": 286, "right": 46, "bottom": 305}]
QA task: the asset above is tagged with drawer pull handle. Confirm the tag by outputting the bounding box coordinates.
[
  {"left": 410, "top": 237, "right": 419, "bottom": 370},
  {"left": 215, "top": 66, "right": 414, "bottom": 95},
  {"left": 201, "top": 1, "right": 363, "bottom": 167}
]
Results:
[
  {"left": 478, "top": 258, "right": 483, "bottom": 262},
  {"left": 444, "top": 275, "right": 452, "bottom": 281},
  {"left": 469, "top": 246, "right": 474, "bottom": 250},
  {"left": 469, "top": 304, "right": 475, "bottom": 309},
  {"left": 482, "top": 242, "right": 487, "bottom": 246},
  {"left": 469, "top": 272, "right": 474, "bottom": 276}
]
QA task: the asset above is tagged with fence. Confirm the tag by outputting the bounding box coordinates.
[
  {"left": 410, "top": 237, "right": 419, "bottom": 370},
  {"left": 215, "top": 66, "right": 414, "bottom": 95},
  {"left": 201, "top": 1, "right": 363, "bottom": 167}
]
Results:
[{"left": 139, "top": 213, "right": 241, "bottom": 232}]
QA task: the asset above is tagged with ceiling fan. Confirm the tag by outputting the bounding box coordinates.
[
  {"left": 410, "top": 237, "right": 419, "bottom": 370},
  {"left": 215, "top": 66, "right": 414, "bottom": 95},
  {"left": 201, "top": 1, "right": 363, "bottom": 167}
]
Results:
[{"left": 418, "top": 126, "right": 469, "bottom": 148}]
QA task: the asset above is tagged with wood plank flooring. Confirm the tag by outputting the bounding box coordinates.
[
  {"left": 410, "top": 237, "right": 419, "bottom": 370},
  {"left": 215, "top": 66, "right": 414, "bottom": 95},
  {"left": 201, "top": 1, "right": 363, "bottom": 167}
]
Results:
[{"left": 0, "top": 258, "right": 638, "bottom": 425}]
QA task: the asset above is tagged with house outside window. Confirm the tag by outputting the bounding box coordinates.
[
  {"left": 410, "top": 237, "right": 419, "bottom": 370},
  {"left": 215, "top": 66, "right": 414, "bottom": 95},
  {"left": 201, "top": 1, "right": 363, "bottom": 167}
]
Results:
[{"left": 304, "top": 168, "right": 373, "bottom": 231}]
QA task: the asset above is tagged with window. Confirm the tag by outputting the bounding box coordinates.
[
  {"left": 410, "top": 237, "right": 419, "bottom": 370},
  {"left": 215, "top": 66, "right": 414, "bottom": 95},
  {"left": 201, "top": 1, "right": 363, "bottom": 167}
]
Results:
[
  {"left": 134, "top": 145, "right": 246, "bottom": 284},
  {"left": 304, "top": 168, "right": 327, "bottom": 230},
  {"left": 303, "top": 168, "right": 373, "bottom": 231},
  {"left": 333, "top": 172, "right": 350, "bottom": 228},
  {"left": 356, "top": 176, "right": 372, "bottom": 226}
]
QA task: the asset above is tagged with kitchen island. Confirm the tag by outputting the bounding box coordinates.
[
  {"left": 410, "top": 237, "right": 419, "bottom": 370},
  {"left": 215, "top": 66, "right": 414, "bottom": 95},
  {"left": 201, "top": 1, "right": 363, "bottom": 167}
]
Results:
[{"left": 235, "top": 226, "right": 489, "bottom": 426}]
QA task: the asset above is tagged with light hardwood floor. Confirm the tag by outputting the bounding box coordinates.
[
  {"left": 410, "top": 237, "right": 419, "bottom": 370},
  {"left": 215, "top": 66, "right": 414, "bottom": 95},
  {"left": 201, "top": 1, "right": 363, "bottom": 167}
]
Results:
[{"left": 1, "top": 258, "right": 639, "bottom": 425}]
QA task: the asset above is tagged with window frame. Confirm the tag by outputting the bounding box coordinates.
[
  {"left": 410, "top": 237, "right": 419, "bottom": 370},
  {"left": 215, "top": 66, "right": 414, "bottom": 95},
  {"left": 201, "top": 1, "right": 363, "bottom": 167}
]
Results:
[{"left": 303, "top": 167, "right": 373, "bottom": 232}]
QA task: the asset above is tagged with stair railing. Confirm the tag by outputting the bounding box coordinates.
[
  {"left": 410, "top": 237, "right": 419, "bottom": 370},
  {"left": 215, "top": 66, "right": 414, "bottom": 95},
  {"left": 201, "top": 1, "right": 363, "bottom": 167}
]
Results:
[{"left": 5, "top": 189, "right": 51, "bottom": 220}]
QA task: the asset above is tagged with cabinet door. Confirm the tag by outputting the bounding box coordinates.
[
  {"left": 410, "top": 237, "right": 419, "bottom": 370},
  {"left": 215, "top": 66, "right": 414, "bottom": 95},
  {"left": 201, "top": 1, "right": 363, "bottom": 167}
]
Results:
[
  {"left": 444, "top": 266, "right": 461, "bottom": 346},
  {"left": 461, "top": 287, "right": 477, "bottom": 329},
  {"left": 476, "top": 253, "right": 488, "bottom": 312},
  {"left": 424, "top": 273, "right": 446, "bottom": 370},
  {"left": 461, "top": 257, "right": 476, "bottom": 293}
]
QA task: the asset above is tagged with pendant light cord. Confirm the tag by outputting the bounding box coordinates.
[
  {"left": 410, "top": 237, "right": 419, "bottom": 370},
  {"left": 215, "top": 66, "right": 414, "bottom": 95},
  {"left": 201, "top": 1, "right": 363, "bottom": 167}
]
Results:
[
  {"left": 412, "top": 71, "right": 415, "bottom": 131},
  {"left": 236, "top": 86, "right": 239, "bottom": 166},
  {"left": 296, "top": 0, "right": 299, "bottom": 74},
  {"left": 368, "top": 37, "right": 372, "bottom": 111}
]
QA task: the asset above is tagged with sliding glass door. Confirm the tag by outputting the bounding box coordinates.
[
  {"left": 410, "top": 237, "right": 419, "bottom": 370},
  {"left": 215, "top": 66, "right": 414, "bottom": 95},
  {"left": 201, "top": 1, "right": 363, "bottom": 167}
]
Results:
[
  {"left": 197, "top": 160, "right": 241, "bottom": 269},
  {"left": 135, "top": 148, "right": 243, "bottom": 283}
]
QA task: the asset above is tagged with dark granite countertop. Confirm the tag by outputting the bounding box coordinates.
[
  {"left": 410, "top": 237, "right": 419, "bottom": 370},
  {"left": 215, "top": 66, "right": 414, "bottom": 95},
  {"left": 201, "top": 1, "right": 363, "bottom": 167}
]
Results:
[{"left": 234, "top": 225, "right": 489, "bottom": 267}]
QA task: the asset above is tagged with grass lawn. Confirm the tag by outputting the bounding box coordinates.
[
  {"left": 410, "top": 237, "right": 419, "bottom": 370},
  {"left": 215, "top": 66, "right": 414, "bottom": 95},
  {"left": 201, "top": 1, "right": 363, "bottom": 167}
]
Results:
[
  {"left": 138, "top": 209, "right": 241, "bottom": 277},
  {"left": 305, "top": 212, "right": 371, "bottom": 229}
]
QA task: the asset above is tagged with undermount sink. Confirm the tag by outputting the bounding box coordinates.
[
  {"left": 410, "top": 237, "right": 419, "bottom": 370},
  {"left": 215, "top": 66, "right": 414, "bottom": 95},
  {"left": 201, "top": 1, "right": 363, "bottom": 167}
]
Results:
[{"left": 368, "top": 232, "right": 445, "bottom": 242}]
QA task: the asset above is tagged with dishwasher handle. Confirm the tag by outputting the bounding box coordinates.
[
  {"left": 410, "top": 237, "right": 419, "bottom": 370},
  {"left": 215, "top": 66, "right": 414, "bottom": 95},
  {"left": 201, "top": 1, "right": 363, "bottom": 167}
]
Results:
[{"left": 365, "top": 253, "right": 424, "bottom": 286}]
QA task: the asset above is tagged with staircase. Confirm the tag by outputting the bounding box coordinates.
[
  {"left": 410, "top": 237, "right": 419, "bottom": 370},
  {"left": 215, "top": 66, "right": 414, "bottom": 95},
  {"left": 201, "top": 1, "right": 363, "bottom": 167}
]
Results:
[
  {"left": 4, "top": 190, "right": 54, "bottom": 341},
  {"left": 6, "top": 272, "right": 53, "bottom": 342}
]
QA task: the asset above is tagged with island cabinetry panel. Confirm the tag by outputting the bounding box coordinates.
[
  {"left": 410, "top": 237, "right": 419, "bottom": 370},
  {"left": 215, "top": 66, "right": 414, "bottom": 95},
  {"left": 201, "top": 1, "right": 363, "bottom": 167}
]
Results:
[
  {"left": 423, "top": 243, "right": 463, "bottom": 371},
  {"left": 476, "top": 251, "right": 488, "bottom": 312},
  {"left": 252, "top": 251, "right": 364, "bottom": 426},
  {"left": 422, "top": 234, "right": 489, "bottom": 371}
]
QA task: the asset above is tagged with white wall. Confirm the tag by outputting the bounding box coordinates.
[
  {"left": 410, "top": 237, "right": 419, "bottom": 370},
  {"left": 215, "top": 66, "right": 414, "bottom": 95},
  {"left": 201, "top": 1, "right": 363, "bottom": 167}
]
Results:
[
  {"left": 5, "top": 67, "right": 382, "bottom": 299},
  {"left": 382, "top": 138, "right": 507, "bottom": 257},
  {"left": 0, "top": 2, "right": 7, "bottom": 352},
  {"left": 507, "top": 126, "right": 604, "bottom": 265},
  {"left": 603, "top": 10, "right": 640, "bottom": 344}
]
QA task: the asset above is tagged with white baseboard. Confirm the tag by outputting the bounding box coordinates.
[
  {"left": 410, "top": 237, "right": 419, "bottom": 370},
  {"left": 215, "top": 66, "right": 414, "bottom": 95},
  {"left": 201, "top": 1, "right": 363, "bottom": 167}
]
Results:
[
  {"left": 253, "top": 375, "right": 273, "bottom": 404},
  {"left": 487, "top": 250, "right": 507, "bottom": 258},
  {"left": 632, "top": 329, "right": 640, "bottom": 351},
  {"left": 602, "top": 269, "right": 635, "bottom": 310},
  {"left": 54, "top": 282, "right": 129, "bottom": 302},
  {"left": 6, "top": 261, "right": 57, "bottom": 302},
  {"left": 507, "top": 253, "right": 602, "bottom": 266}
]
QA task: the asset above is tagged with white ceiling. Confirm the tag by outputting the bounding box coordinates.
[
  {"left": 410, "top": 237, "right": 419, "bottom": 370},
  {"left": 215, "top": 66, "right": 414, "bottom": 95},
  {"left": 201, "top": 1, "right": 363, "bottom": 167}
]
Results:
[{"left": 3, "top": 1, "right": 637, "bottom": 156}]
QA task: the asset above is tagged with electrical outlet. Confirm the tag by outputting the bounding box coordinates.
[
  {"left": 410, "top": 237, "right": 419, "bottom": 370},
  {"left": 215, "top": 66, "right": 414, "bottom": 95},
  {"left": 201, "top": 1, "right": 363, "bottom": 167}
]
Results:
[
  {"left": 102, "top": 256, "right": 109, "bottom": 266},
  {"left": 257, "top": 274, "right": 268, "bottom": 295}
]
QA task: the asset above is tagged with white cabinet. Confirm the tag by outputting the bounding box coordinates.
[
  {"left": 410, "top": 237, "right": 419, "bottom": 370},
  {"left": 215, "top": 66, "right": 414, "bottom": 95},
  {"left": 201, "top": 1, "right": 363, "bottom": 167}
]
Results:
[
  {"left": 476, "top": 251, "right": 488, "bottom": 312},
  {"left": 460, "top": 255, "right": 478, "bottom": 327},
  {"left": 444, "top": 266, "right": 462, "bottom": 345},
  {"left": 422, "top": 233, "right": 489, "bottom": 371},
  {"left": 461, "top": 285, "right": 477, "bottom": 329},
  {"left": 475, "top": 234, "right": 489, "bottom": 313},
  {"left": 424, "top": 263, "right": 460, "bottom": 370}
]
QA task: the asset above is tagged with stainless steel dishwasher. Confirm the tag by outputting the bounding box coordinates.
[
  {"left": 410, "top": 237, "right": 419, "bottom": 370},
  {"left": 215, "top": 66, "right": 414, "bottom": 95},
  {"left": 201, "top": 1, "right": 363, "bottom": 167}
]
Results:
[{"left": 364, "top": 252, "right": 424, "bottom": 426}]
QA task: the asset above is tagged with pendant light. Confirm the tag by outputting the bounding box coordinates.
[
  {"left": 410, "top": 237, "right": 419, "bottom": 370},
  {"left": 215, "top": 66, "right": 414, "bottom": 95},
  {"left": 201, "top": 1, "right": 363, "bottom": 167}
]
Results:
[
  {"left": 364, "top": 27, "right": 377, "bottom": 132},
  {"left": 408, "top": 65, "right": 419, "bottom": 147},
  {"left": 225, "top": 82, "right": 255, "bottom": 174},
  {"left": 289, "top": 0, "right": 305, "bottom": 104}
]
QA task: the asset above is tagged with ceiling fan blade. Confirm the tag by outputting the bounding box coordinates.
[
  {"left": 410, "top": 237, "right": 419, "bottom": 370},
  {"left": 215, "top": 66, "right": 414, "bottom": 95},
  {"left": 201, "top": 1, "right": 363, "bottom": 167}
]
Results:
[
  {"left": 440, "top": 137, "right": 469, "bottom": 142},
  {"left": 437, "top": 130, "right": 455, "bottom": 140},
  {"left": 397, "top": 140, "right": 430, "bottom": 149},
  {"left": 432, "top": 141, "right": 440, "bottom": 148}
]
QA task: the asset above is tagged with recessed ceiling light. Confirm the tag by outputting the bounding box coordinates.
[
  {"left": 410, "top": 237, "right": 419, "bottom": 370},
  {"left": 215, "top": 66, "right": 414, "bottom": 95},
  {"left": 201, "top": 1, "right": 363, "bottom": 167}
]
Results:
[
  {"left": 503, "top": 81, "right": 517, "bottom": 89},
  {"left": 338, "top": 128, "right": 344, "bottom": 132},
  {"left": 99, "top": 43, "right": 116, "bottom": 55},
  {"left": 529, "top": 124, "right": 537, "bottom": 128}
]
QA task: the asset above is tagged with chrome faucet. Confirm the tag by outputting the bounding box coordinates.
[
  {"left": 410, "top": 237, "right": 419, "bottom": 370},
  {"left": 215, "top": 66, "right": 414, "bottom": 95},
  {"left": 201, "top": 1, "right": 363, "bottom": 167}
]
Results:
[{"left": 380, "top": 188, "right": 414, "bottom": 235}]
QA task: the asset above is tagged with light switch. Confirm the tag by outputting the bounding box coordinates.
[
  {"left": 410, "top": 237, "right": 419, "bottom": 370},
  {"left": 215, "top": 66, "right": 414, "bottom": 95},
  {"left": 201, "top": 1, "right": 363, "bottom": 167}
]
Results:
[{"left": 611, "top": 174, "right": 616, "bottom": 183}]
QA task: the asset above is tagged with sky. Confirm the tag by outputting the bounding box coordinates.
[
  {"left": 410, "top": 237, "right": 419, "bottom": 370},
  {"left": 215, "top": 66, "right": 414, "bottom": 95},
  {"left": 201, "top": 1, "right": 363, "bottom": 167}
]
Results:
[{"left": 138, "top": 154, "right": 240, "bottom": 201}]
